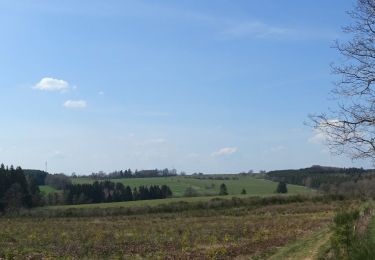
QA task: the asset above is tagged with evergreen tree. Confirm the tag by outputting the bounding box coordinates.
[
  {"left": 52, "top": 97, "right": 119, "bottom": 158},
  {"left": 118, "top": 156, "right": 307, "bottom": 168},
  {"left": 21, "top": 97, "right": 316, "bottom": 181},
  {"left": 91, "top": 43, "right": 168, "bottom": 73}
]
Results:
[
  {"left": 0, "top": 164, "right": 38, "bottom": 210},
  {"left": 133, "top": 187, "right": 140, "bottom": 200},
  {"left": 219, "top": 183, "right": 228, "bottom": 196},
  {"left": 124, "top": 186, "right": 133, "bottom": 201},
  {"left": 61, "top": 181, "right": 172, "bottom": 205},
  {"left": 276, "top": 182, "right": 288, "bottom": 193},
  {"left": 114, "top": 182, "right": 125, "bottom": 202},
  {"left": 3, "top": 183, "right": 24, "bottom": 210},
  {"left": 161, "top": 185, "right": 173, "bottom": 198}
]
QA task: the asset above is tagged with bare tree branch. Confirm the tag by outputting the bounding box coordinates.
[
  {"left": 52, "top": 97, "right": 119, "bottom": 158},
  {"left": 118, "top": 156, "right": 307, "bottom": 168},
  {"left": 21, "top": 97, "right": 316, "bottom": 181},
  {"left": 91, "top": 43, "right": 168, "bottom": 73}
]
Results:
[{"left": 311, "top": 0, "right": 375, "bottom": 163}]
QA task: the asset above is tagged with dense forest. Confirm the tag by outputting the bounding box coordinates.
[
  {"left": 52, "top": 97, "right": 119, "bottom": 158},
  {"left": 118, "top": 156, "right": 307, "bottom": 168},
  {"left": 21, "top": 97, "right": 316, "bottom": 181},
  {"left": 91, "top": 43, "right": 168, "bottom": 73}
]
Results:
[
  {"left": 24, "top": 170, "right": 72, "bottom": 190},
  {"left": 266, "top": 165, "right": 370, "bottom": 189},
  {"left": 1, "top": 165, "right": 174, "bottom": 207},
  {"left": 63, "top": 181, "right": 173, "bottom": 205},
  {"left": 0, "top": 164, "right": 42, "bottom": 211}
]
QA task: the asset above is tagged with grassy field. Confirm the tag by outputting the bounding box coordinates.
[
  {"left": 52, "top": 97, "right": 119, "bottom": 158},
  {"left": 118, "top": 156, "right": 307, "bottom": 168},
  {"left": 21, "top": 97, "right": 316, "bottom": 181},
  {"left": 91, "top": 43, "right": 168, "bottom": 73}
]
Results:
[
  {"left": 44, "top": 193, "right": 299, "bottom": 210},
  {"left": 269, "top": 228, "right": 331, "bottom": 259},
  {"left": 0, "top": 199, "right": 343, "bottom": 259},
  {"left": 45, "top": 194, "right": 243, "bottom": 209},
  {"left": 39, "top": 185, "right": 57, "bottom": 194},
  {"left": 71, "top": 176, "right": 311, "bottom": 197}
]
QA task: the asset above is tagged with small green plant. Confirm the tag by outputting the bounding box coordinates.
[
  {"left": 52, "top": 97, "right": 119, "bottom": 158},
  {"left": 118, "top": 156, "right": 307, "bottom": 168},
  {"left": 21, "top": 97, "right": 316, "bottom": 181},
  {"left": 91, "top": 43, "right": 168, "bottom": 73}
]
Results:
[
  {"left": 330, "top": 210, "right": 359, "bottom": 259},
  {"left": 183, "top": 186, "right": 199, "bottom": 197}
]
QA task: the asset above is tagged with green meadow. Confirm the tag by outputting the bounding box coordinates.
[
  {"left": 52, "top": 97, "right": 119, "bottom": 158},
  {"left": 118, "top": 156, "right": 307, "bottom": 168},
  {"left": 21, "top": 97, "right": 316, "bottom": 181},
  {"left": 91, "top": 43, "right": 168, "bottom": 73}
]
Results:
[
  {"left": 39, "top": 185, "right": 58, "bottom": 194},
  {"left": 70, "top": 175, "right": 311, "bottom": 197}
]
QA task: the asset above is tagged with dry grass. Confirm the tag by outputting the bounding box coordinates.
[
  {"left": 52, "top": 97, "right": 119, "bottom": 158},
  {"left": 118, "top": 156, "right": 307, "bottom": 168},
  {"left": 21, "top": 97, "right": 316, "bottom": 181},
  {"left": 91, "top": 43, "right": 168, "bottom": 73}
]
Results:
[{"left": 0, "top": 201, "right": 344, "bottom": 259}]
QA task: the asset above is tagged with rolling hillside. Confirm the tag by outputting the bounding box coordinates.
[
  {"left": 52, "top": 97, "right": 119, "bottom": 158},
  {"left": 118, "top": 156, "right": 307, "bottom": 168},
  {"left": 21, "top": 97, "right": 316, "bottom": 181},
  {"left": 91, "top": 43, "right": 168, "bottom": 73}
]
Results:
[{"left": 70, "top": 175, "right": 311, "bottom": 197}]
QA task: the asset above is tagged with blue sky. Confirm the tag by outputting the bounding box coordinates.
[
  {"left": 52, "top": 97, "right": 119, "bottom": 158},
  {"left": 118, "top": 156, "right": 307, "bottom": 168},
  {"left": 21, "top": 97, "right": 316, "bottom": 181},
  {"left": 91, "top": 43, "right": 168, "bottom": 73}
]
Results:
[{"left": 0, "top": 0, "right": 369, "bottom": 174}]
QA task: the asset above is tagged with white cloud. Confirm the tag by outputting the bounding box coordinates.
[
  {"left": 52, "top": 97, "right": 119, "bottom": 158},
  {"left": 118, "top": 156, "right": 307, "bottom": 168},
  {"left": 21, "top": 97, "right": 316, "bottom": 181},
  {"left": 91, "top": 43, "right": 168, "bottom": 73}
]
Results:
[
  {"left": 212, "top": 147, "right": 238, "bottom": 156},
  {"left": 308, "top": 130, "right": 327, "bottom": 144},
  {"left": 308, "top": 119, "right": 341, "bottom": 144},
  {"left": 33, "top": 77, "right": 70, "bottom": 92},
  {"left": 51, "top": 150, "right": 65, "bottom": 159},
  {"left": 63, "top": 100, "right": 87, "bottom": 109}
]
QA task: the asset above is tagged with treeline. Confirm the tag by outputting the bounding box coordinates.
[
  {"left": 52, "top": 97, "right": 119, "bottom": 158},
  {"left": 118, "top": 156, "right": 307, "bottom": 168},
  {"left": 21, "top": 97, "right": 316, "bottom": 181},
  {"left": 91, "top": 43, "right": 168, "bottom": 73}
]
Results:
[
  {"left": 87, "top": 168, "right": 178, "bottom": 180},
  {"left": 320, "top": 175, "right": 375, "bottom": 198},
  {"left": 61, "top": 181, "right": 173, "bottom": 205},
  {"left": 21, "top": 194, "right": 346, "bottom": 218},
  {"left": 23, "top": 169, "right": 72, "bottom": 190},
  {"left": 266, "top": 165, "right": 369, "bottom": 189},
  {"left": 187, "top": 173, "right": 239, "bottom": 181},
  {"left": 0, "top": 164, "right": 42, "bottom": 211}
]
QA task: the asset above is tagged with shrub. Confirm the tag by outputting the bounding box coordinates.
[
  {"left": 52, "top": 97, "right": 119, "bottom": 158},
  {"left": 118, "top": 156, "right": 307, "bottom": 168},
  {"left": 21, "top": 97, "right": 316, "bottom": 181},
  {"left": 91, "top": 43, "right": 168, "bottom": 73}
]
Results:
[{"left": 183, "top": 187, "right": 199, "bottom": 197}]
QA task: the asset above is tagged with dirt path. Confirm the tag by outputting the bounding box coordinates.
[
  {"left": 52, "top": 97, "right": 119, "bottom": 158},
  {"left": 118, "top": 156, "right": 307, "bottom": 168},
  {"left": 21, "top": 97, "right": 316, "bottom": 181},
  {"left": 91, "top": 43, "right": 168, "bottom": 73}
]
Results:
[{"left": 268, "top": 228, "right": 331, "bottom": 260}]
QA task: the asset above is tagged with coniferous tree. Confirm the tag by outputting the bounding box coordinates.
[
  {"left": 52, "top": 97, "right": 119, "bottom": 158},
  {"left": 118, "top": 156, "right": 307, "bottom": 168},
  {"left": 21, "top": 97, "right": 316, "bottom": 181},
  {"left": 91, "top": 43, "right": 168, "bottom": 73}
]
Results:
[
  {"left": 219, "top": 183, "right": 228, "bottom": 196},
  {"left": 61, "top": 180, "right": 172, "bottom": 205},
  {"left": 0, "top": 164, "right": 40, "bottom": 211},
  {"left": 124, "top": 186, "right": 133, "bottom": 201},
  {"left": 133, "top": 187, "right": 140, "bottom": 201},
  {"left": 276, "top": 182, "right": 288, "bottom": 194},
  {"left": 161, "top": 185, "right": 172, "bottom": 198}
]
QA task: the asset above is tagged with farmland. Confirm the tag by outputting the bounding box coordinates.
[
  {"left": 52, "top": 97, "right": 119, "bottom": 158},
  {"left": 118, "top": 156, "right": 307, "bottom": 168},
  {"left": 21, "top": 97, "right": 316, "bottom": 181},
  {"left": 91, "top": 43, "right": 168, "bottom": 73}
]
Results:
[
  {"left": 70, "top": 175, "right": 311, "bottom": 197},
  {"left": 45, "top": 194, "right": 252, "bottom": 209},
  {"left": 0, "top": 197, "right": 345, "bottom": 259}
]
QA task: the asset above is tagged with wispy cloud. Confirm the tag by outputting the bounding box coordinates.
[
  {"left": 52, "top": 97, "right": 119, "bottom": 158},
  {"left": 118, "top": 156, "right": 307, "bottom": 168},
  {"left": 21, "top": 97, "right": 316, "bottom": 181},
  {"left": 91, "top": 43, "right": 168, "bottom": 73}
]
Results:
[
  {"left": 178, "top": 5, "right": 338, "bottom": 40},
  {"left": 18, "top": 2, "right": 336, "bottom": 41},
  {"left": 267, "top": 145, "right": 287, "bottom": 153},
  {"left": 33, "top": 77, "right": 71, "bottom": 92},
  {"left": 51, "top": 150, "right": 66, "bottom": 159},
  {"left": 136, "top": 3, "right": 335, "bottom": 40},
  {"left": 135, "top": 111, "right": 170, "bottom": 117},
  {"left": 308, "top": 119, "right": 341, "bottom": 144},
  {"left": 220, "top": 20, "right": 338, "bottom": 40},
  {"left": 212, "top": 147, "right": 238, "bottom": 156},
  {"left": 187, "top": 152, "right": 200, "bottom": 158},
  {"left": 222, "top": 21, "right": 292, "bottom": 38},
  {"left": 138, "top": 138, "right": 167, "bottom": 146},
  {"left": 63, "top": 100, "right": 87, "bottom": 109},
  {"left": 308, "top": 130, "right": 327, "bottom": 144}
]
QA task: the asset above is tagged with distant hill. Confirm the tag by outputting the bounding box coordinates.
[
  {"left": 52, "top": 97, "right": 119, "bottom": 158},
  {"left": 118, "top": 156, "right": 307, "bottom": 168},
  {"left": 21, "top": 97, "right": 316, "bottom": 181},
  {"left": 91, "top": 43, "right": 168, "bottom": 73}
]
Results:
[{"left": 266, "top": 165, "right": 372, "bottom": 188}]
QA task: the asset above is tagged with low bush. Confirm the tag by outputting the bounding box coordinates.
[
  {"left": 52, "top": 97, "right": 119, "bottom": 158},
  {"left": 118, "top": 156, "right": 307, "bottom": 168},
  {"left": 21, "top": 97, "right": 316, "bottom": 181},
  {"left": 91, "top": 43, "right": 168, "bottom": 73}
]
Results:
[{"left": 5, "top": 194, "right": 348, "bottom": 218}]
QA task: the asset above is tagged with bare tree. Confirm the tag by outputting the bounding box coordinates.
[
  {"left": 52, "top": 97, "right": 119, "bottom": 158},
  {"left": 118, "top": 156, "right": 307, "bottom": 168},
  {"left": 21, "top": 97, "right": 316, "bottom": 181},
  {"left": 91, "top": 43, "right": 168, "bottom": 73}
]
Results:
[{"left": 311, "top": 0, "right": 375, "bottom": 162}]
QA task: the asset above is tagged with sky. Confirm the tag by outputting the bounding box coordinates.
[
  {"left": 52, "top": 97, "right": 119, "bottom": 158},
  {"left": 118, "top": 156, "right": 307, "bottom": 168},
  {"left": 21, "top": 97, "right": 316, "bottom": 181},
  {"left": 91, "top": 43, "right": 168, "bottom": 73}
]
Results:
[{"left": 0, "top": 0, "right": 370, "bottom": 175}]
